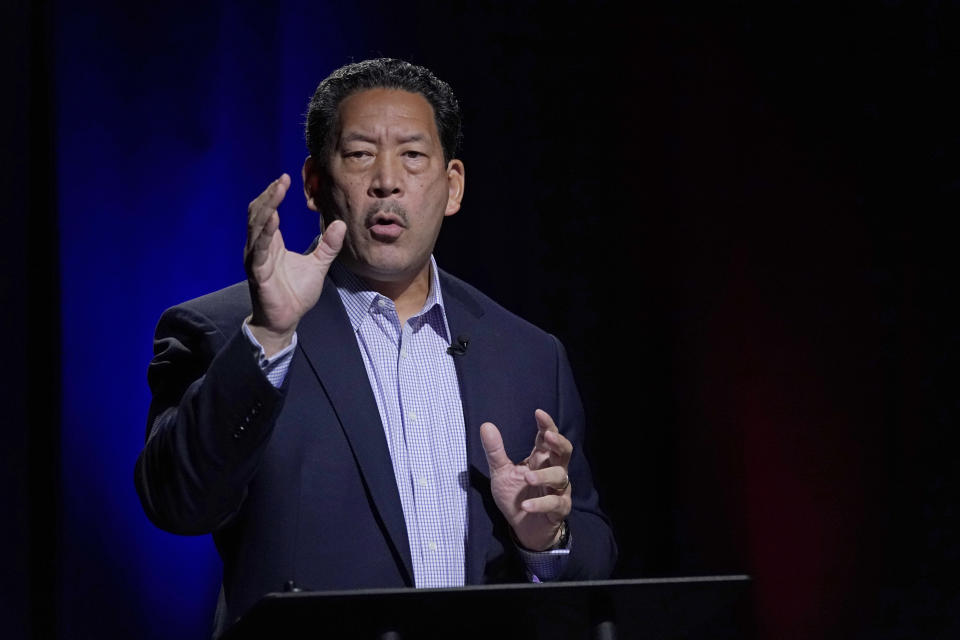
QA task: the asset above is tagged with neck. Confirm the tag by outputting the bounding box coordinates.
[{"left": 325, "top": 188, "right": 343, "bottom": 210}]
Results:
[{"left": 358, "top": 261, "right": 433, "bottom": 327}]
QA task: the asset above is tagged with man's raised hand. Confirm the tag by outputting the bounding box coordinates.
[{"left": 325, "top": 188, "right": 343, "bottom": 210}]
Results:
[
  {"left": 244, "top": 173, "right": 345, "bottom": 356},
  {"left": 480, "top": 409, "right": 573, "bottom": 551}
]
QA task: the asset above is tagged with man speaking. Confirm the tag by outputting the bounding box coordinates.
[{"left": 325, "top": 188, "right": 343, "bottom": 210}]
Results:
[{"left": 135, "top": 58, "right": 616, "bottom": 635}]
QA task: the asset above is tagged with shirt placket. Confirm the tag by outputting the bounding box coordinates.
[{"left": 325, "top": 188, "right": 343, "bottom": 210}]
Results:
[
  {"left": 349, "top": 282, "right": 466, "bottom": 589},
  {"left": 398, "top": 320, "right": 439, "bottom": 586}
]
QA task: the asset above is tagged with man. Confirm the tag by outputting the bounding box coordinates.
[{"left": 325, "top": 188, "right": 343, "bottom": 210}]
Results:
[{"left": 135, "top": 58, "right": 616, "bottom": 635}]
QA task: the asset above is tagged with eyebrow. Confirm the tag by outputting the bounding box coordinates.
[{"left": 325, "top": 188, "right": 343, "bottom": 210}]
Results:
[
  {"left": 339, "top": 132, "right": 430, "bottom": 145},
  {"left": 397, "top": 133, "right": 428, "bottom": 144},
  {"left": 340, "top": 132, "right": 377, "bottom": 144}
]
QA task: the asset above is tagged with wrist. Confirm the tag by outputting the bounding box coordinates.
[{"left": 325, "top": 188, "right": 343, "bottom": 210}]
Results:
[
  {"left": 245, "top": 316, "right": 295, "bottom": 358},
  {"left": 515, "top": 520, "right": 569, "bottom": 552},
  {"left": 546, "top": 520, "right": 570, "bottom": 550}
]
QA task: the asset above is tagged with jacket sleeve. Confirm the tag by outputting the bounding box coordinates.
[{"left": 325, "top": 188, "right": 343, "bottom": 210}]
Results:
[
  {"left": 134, "top": 303, "right": 286, "bottom": 535},
  {"left": 551, "top": 335, "right": 619, "bottom": 580}
]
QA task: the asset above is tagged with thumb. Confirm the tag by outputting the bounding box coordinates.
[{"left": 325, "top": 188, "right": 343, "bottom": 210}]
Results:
[
  {"left": 313, "top": 219, "right": 346, "bottom": 264},
  {"left": 480, "top": 422, "right": 513, "bottom": 473}
]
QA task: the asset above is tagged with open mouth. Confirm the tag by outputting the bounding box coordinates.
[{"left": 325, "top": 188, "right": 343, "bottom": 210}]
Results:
[{"left": 367, "top": 212, "right": 406, "bottom": 240}]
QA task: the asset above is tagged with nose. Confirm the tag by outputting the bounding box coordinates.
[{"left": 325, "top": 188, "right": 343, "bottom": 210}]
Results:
[{"left": 368, "top": 155, "right": 402, "bottom": 198}]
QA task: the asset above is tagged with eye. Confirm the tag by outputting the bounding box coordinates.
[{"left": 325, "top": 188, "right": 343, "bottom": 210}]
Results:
[{"left": 403, "top": 150, "right": 425, "bottom": 159}]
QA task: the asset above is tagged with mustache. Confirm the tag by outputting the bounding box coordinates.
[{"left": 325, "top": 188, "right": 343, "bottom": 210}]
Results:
[{"left": 363, "top": 201, "right": 410, "bottom": 227}]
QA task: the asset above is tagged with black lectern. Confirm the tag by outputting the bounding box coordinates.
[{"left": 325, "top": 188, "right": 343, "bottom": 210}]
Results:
[{"left": 223, "top": 575, "right": 752, "bottom": 640}]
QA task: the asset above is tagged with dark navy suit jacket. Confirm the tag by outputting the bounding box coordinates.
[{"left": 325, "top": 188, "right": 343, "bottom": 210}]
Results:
[{"left": 134, "top": 267, "right": 616, "bottom": 634}]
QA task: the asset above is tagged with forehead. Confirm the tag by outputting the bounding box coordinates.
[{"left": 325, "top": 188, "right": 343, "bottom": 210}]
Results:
[{"left": 336, "top": 88, "right": 439, "bottom": 141}]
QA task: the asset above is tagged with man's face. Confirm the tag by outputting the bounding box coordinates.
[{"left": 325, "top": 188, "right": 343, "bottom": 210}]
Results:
[{"left": 304, "top": 88, "right": 465, "bottom": 286}]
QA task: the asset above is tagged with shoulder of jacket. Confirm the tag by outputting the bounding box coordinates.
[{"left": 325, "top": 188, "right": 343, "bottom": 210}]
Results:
[
  {"left": 437, "top": 268, "right": 558, "bottom": 345},
  {"left": 158, "top": 281, "right": 252, "bottom": 336}
]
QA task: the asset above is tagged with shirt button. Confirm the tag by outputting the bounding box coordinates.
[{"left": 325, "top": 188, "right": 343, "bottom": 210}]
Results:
[
  {"left": 428, "top": 541, "right": 437, "bottom": 551},
  {"left": 400, "top": 349, "right": 408, "bottom": 359},
  {"left": 418, "top": 476, "right": 428, "bottom": 487},
  {"left": 377, "top": 299, "right": 387, "bottom": 308},
  {"left": 406, "top": 410, "right": 417, "bottom": 422}
]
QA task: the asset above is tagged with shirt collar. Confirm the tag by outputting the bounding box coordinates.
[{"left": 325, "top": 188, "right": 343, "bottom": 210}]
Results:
[{"left": 330, "top": 256, "right": 451, "bottom": 342}]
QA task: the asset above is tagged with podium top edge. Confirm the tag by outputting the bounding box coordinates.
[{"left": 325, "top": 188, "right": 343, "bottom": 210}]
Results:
[{"left": 261, "top": 574, "right": 752, "bottom": 600}]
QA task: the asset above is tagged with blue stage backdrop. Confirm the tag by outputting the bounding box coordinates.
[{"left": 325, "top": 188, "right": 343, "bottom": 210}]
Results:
[{"left": 55, "top": 3, "right": 368, "bottom": 637}]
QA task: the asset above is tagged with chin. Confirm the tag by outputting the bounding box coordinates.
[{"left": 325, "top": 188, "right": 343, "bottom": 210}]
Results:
[
  {"left": 344, "top": 254, "right": 406, "bottom": 280},
  {"left": 367, "top": 257, "right": 431, "bottom": 284}
]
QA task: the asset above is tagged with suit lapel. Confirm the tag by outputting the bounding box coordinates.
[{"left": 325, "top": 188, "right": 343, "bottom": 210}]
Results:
[
  {"left": 440, "top": 272, "right": 497, "bottom": 585},
  {"left": 296, "top": 281, "right": 414, "bottom": 584}
]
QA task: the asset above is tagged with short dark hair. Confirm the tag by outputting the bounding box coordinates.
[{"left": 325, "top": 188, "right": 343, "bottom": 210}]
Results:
[{"left": 305, "top": 58, "right": 462, "bottom": 166}]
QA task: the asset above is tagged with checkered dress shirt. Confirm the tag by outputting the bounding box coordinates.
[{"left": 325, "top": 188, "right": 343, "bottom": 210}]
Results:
[{"left": 243, "top": 256, "right": 568, "bottom": 585}]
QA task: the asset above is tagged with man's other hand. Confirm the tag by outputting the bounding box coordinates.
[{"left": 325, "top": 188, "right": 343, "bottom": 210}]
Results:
[
  {"left": 480, "top": 409, "right": 572, "bottom": 551},
  {"left": 244, "top": 173, "right": 345, "bottom": 357}
]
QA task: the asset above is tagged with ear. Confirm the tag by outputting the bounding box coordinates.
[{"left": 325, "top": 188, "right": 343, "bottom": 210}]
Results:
[
  {"left": 444, "top": 159, "right": 465, "bottom": 217},
  {"left": 302, "top": 156, "right": 321, "bottom": 212}
]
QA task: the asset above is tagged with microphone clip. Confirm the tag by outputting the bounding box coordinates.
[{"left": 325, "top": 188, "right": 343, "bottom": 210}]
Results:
[{"left": 446, "top": 335, "right": 469, "bottom": 356}]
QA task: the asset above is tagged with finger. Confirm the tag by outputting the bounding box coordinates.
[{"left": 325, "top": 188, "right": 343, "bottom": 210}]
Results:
[
  {"left": 480, "top": 422, "right": 514, "bottom": 474},
  {"left": 257, "top": 173, "right": 291, "bottom": 209},
  {"left": 247, "top": 174, "right": 291, "bottom": 247},
  {"left": 248, "top": 174, "right": 290, "bottom": 225},
  {"left": 249, "top": 211, "right": 281, "bottom": 269},
  {"left": 532, "top": 409, "right": 558, "bottom": 451},
  {"left": 532, "top": 410, "right": 572, "bottom": 469},
  {"left": 520, "top": 493, "right": 570, "bottom": 516},
  {"left": 313, "top": 219, "right": 346, "bottom": 263},
  {"left": 523, "top": 466, "right": 570, "bottom": 493},
  {"left": 541, "top": 429, "right": 573, "bottom": 469},
  {"left": 253, "top": 211, "right": 280, "bottom": 253},
  {"left": 535, "top": 408, "right": 558, "bottom": 433}
]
